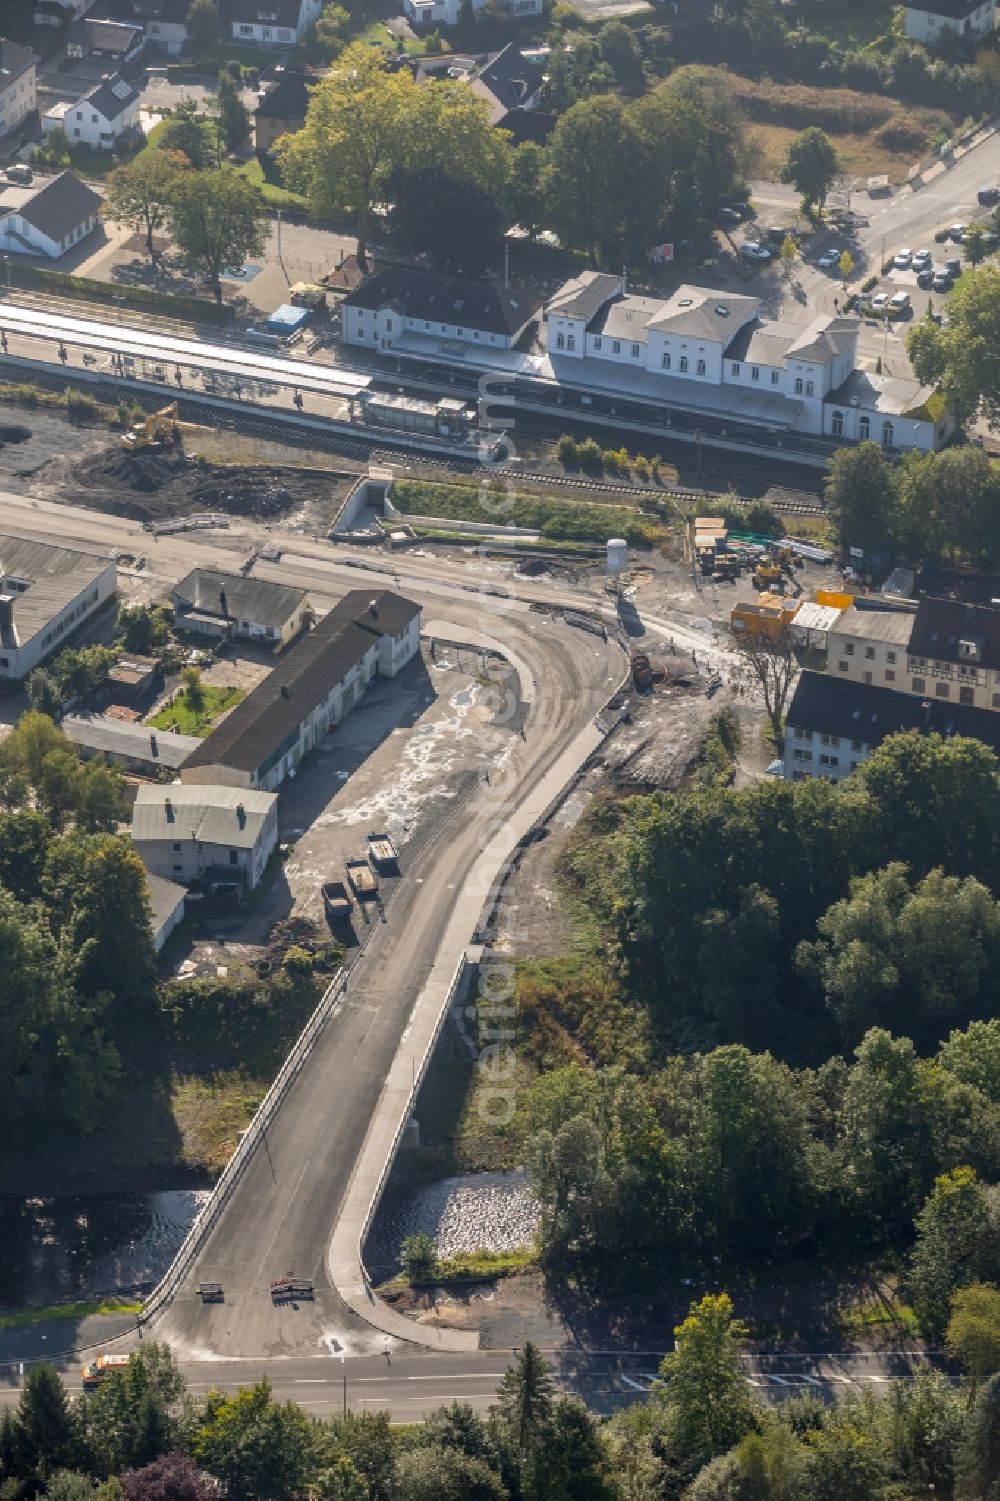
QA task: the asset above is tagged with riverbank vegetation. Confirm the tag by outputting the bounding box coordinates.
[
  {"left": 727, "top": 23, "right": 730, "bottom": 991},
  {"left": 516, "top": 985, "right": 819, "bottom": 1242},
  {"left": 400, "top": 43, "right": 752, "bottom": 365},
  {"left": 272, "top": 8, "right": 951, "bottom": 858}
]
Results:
[{"left": 425, "top": 731, "right": 1000, "bottom": 1345}]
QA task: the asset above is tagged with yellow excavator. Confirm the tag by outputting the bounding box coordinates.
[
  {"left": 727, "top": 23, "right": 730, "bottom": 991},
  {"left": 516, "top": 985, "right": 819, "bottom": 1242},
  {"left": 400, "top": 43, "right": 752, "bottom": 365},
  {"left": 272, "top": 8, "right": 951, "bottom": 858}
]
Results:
[{"left": 121, "top": 401, "right": 179, "bottom": 452}]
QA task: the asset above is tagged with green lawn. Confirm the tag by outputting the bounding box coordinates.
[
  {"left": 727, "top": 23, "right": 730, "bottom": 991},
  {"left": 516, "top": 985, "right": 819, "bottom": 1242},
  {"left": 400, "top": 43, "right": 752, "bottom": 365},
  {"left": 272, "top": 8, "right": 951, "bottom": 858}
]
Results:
[
  {"left": 235, "top": 154, "right": 306, "bottom": 209},
  {"left": 792, "top": 0, "right": 893, "bottom": 48},
  {"left": 0, "top": 1297, "right": 142, "bottom": 1330},
  {"left": 350, "top": 15, "right": 432, "bottom": 54},
  {"left": 147, "top": 684, "right": 246, "bottom": 737}
]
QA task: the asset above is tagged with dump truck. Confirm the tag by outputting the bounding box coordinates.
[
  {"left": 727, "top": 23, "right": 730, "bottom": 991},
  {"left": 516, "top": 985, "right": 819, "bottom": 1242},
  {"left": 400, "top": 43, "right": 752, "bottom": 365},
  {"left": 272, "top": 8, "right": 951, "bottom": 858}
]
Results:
[
  {"left": 122, "top": 402, "right": 179, "bottom": 452},
  {"left": 81, "top": 1353, "right": 131, "bottom": 1390},
  {"left": 367, "top": 832, "right": 399, "bottom": 873},
  {"left": 346, "top": 859, "right": 378, "bottom": 900},
  {"left": 322, "top": 879, "right": 353, "bottom": 924}
]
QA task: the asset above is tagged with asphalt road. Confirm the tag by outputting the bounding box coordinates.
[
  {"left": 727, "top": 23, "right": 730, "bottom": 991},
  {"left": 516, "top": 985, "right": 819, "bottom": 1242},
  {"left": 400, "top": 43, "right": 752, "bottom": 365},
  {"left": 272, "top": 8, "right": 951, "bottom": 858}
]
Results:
[{"left": 0, "top": 1348, "right": 949, "bottom": 1421}]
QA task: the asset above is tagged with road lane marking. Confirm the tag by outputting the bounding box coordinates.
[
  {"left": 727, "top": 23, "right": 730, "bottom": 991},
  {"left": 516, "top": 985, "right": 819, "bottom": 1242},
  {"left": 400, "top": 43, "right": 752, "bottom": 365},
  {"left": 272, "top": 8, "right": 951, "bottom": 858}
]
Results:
[
  {"left": 620, "top": 1374, "right": 650, "bottom": 1392},
  {"left": 406, "top": 1373, "right": 506, "bottom": 1380}
]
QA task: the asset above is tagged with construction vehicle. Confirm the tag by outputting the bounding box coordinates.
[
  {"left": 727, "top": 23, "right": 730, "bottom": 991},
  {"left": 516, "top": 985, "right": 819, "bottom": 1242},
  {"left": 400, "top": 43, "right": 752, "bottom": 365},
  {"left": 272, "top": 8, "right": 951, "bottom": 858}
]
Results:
[
  {"left": 753, "top": 558, "right": 783, "bottom": 590},
  {"left": 121, "top": 402, "right": 179, "bottom": 452},
  {"left": 81, "top": 1353, "right": 131, "bottom": 1390}
]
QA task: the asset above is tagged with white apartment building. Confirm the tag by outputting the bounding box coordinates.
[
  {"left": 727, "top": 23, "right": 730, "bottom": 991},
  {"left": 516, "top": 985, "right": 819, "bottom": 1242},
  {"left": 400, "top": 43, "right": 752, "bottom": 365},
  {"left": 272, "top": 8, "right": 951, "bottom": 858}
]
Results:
[
  {"left": 131, "top": 785, "right": 279, "bottom": 891},
  {"left": 0, "top": 531, "right": 116, "bottom": 681},
  {"left": 0, "top": 38, "right": 37, "bottom": 141}
]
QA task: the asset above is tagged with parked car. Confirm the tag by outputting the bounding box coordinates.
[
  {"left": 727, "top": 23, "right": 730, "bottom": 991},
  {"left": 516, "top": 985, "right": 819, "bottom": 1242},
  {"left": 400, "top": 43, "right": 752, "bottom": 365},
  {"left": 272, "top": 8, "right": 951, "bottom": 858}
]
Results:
[
  {"left": 719, "top": 206, "right": 742, "bottom": 224},
  {"left": 817, "top": 248, "right": 840, "bottom": 269},
  {"left": 916, "top": 268, "right": 935, "bottom": 289},
  {"left": 870, "top": 292, "right": 890, "bottom": 311},
  {"left": 889, "top": 290, "right": 911, "bottom": 313},
  {"left": 978, "top": 186, "right": 999, "bottom": 205},
  {"left": 766, "top": 226, "right": 796, "bottom": 244},
  {"left": 931, "top": 271, "right": 953, "bottom": 291},
  {"left": 911, "top": 248, "right": 932, "bottom": 269},
  {"left": 934, "top": 226, "right": 951, "bottom": 243},
  {"left": 5, "top": 163, "right": 31, "bottom": 185},
  {"left": 944, "top": 256, "right": 962, "bottom": 277},
  {"left": 739, "top": 240, "right": 772, "bottom": 260},
  {"left": 949, "top": 222, "right": 967, "bottom": 241},
  {"left": 893, "top": 247, "right": 913, "bottom": 268}
]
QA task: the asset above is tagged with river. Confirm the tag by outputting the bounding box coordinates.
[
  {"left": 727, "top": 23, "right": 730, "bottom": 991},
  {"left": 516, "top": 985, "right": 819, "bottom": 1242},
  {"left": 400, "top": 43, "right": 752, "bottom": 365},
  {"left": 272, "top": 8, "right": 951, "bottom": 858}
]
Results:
[{"left": 0, "top": 1189, "right": 209, "bottom": 1309}]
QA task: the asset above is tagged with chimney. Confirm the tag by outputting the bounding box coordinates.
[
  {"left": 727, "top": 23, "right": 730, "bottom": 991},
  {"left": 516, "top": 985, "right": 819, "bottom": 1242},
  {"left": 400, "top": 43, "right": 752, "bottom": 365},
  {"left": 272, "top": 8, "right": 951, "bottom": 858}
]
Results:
[
  {"left": 368, "top": 598, "right": 379, "bottom": 618},
  {"left": 921, "top": 699, "right": 932, "bottom": 730},
  {"left": 280, "top": 684, "right": 290, "bottom": 699},
  {"left": 150, "top": 732, "right": 158, "bottom": 758},
  {"left": 220, "top": 588, "right": 228, "bottom": 618},
  {"left": 0, "top": 594, "right": 12, "bottom": 637},
  {"left": 165, "top": 796, "right": 173, "bottom": 820},
  {"left": 236, "top": 802, "right": 246, "bottom": 829}
]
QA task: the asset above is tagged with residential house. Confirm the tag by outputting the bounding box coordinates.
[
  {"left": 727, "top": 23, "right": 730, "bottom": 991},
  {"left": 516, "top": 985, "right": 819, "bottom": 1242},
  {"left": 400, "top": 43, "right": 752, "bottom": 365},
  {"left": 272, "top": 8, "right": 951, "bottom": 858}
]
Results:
[
  {"left": 62, "top": 714, "right": 201, "bottom": 775},
  {"left": 179, "top": 590, "right": 421, "bottom": 791},
  {"left": 903, "top": 0, "right": 997, "bottom": 44},
  {"left": 254, "top": 69, "right": 314, "bottom": 154},
  {"left": 231, "top": 0, "right": 323, "bottom": 47},
  {"left": 0, "top": 531, "right": 116, "bottom": 681},
  {"left": 135, "top": 0, "right": 192, "bottom": 55},
  {"left": 46, "top": 73, "right": 141, "bottom": 151},
  {"left": 131, "top": 783, "right": 280, "bottom": 890},
  {"left": 0, "top": 38, "right": 37, "bottom": 142},
  {"left": 33, "top": 0, "right": 100, "bottom": 25},
  {"left": 405, "top": 0, "right": 542, "bottom": 31},
  {"left": 784, "top": 670, "right": 1000, "bottom": 783},
  {"left": 0, "top": 170, "right": 103, "bottom": 258},
  {"left": 828, "top": 597, "right": 1000, "bottom": 713},
  {"left": 172, "top": 568, "right": 311, "bottom": 648},
  {"left": 342, "top": 266, "right": 542, "bottom": 356},
  {"left": 461, "top": 43, "right": 552, "bottom": 141}
]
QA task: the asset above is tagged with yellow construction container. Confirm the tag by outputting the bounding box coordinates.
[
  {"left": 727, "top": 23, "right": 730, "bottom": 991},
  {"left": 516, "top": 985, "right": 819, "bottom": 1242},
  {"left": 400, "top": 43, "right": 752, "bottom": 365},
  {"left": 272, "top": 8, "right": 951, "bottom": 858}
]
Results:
[
  {"left": 731, "top": 594, "right": 798, "bottom": 639},
  {"left": 816, "top": 588, "right": 854, "bottom": 611}
]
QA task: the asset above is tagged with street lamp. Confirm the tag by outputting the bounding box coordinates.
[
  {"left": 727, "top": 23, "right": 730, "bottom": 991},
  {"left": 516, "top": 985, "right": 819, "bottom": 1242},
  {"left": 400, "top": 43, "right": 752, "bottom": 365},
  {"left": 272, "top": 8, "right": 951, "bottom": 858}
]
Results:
[{"left": 340, "top": 1352, "right": 347, "bottom": 1418}]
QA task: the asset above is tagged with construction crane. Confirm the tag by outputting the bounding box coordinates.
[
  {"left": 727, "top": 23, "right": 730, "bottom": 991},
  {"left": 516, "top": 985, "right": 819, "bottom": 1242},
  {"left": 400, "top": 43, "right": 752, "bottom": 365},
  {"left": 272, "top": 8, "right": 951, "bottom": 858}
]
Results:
[{"left": 121, "top": 402, "right": 179, "bottom": 452}]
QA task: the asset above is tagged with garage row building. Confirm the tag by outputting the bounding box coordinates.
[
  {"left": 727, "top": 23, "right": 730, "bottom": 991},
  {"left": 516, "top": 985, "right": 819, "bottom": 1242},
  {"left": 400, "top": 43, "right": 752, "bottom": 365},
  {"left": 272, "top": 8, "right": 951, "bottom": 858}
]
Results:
[
  {"left": 178, "top": 589, "right": 422, "bottom": 791},
  {"left": 342, "top": 267, "right": 952, "bottom": 452}
]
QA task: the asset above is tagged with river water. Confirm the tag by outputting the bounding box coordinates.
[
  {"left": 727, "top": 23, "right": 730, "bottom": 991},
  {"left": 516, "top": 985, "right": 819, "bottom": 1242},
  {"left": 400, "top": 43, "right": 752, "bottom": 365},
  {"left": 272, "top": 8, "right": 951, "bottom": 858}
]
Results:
[{"left": 0, "top": 1189, "right": 209, "bottom": 1308}]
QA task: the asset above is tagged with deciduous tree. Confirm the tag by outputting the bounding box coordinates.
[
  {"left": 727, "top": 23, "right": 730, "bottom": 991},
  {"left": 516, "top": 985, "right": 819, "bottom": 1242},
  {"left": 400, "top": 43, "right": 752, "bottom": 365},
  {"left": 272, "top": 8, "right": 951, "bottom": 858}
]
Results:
[
  {"left": 733, "top": 624, "right": 797, "bottom": 742},
  {"left": 104, "top": 149, "right": 189, "bottom": 258},
  {"left": 169, "top": 168, "right": 268, "bottom": 302},
  {"left": 907, "top": 265, "right": 1000, "bottom": 427},
  {"left": 780, "top": 127, "right": 839, "bottom": 212},
  {"left": 948, "top": 1284, "right": 1000, "bottom": 1392},
  {"left": 656, "top": 1294, "right": 758, "bottom": 1472}
]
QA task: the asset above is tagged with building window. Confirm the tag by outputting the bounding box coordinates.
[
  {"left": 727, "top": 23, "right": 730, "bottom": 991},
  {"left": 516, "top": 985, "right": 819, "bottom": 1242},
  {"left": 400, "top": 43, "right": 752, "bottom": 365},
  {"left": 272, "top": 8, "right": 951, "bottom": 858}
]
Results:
[
  {"left": 679, "top": 356, "right": 688, "bottom": 372},
  {"left": 851, "top": 739, "right": 863, "bottom": 752},
  {"left": 837, "top": 660, "right": 848, "bottom": 671},
  {"left": 859, "top": 416, "right": 870, "bottom": 441},
  {"left": 887, "top": 650, "right": 896, "bottom": 664},
  {"left": 771, "top": 370, "right": 779, "bottom": 384},
  {"left": 662, "top": 352, "right": 671, "bottom": 369},
  {"left": 832, "top": 410, "right": 844, "bottom": 437},
  {"left": 172, "top": 842, "right": 181, "bottom": 852},
  {"left": 806, "top": 380, "right": 814, "bottom": 396},
  {"left": 820, "top": 733, "right": 840, "bottom": 746},
  {"left": 556, "top": 333, "right": 564, "bottom": 350},
  {"left": 612, "top": 340, "right": 621, "bottom": 354},
  {"left": 961, "top": 686, "right": 975, "bottom": 705},
  {"left": 751, "top": 366, "right": 759, "bottom": 382},
  {"left": 731, "top": 362, "right": 740, "bottom": 376},
  {"left": 455, "top": 327, "right": 462, "bottom": 336},
  {"left": 993, "top": 692, "right": 1000, "bottom": 707},
  {"left": 229, "top": 849, "right": 238, "bottom": 864},
  {"left": 794, "top": 377, "right": 803, "bottom": 394},
  {"left": 913, "top": 677, "right": 925, "bottom": 693},
  {"left": 593, "top": 337, "right": 602, "bottom": 350},
  {"left": 631, "top": 342, "right": 640, "bottom": 358},
  {"left": 240, "top": 23, "right": 254, "bottom": 32},
  {"left": 865, "top": 646, "right": 875, "bottom": 659},
  {"left": 567, "top": 334, "right": 575, "bottom": 350},
  {"left": 936, "top": 681, "right": 950, "bottom": 697},
  {"left": 696, "top": 359, "right": 706, "bottom": 376},
  {"left": 882, "top": 421, "right": 894, "bottom": 449},
  {"left": 863, "top": 670, "right": 873, "bottom": 684},
  {"left": 845, "top": 642, "right": 854, "bottom": 655},
  {"left": 885, "top": 669, "right": 895, "bottom": 682},
  {"left": 794, "top": 726, "right": 805, "bottom": 739}
]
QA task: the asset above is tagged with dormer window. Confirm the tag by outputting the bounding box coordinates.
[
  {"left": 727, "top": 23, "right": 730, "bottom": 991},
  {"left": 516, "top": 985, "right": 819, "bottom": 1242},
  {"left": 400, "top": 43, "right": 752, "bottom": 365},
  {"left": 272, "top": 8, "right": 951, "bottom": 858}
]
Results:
[{"left": 959, "top": 636, "right": 983, "bottom": 662}]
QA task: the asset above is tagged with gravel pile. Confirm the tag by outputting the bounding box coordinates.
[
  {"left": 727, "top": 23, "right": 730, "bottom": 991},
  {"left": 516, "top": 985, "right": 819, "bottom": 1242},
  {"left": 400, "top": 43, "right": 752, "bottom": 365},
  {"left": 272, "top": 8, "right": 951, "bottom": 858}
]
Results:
[{"left": 369, "top": 1171, "right": 540, "bottom": 1274}]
